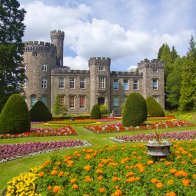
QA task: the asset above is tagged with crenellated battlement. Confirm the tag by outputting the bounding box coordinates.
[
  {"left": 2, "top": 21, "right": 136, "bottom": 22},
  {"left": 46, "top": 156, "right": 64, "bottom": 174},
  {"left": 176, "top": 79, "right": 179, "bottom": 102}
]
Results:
[
  {"left": 111, "top": 71, "right": 142, "bottom": 77},
  {"left": 88, "top": 57, "right": 111, "bottom": 66},
  {"left": 50, "top": 30, "right": 65, "bottom": 40},
  {"left": 138, "top": 58, "right": 164, "bottom": 69},
  {"left": 24, "top": 41, "right": 56, "bottom": 53},
  {"left": 51, "top": 68, "right": 89, "bottom": 75}
]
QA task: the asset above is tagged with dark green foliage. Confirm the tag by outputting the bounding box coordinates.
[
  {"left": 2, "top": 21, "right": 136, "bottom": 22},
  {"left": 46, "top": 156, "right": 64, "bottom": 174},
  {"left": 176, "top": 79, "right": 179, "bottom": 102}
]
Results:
[
  {"left": 146, "top": 96, "right": 165, "bottom": 117},
  {"left": 179, "top": 36, "right": 196, "bottom": 111},
  {"left": 0, "top": 0, "right": 26, "bottom": 112},
  {"left": 53, "top": 95, "right": 68, "bottom": 117},
  {"left": 90, "top": 104, "right": 102, "bottom": 119},
  {"left": 122, "top": 93, "right": 147, "bottom": 127},
  {"left": 29, "top": 101, "right": 52, "bottom": 122},
  {"left": 0, "top": 94, "right": 31, "bottom": 134}
]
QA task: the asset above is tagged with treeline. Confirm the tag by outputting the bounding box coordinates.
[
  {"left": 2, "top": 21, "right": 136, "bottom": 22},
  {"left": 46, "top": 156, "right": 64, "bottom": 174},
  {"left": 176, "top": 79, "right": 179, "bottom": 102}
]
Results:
[{"left": 157, "top": 36, "right": 196, "bottom": 111}]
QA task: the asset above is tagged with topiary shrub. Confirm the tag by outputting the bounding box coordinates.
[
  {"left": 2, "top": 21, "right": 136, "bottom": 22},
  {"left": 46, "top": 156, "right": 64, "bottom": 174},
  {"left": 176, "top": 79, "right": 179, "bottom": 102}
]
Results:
[
  {"left": 0, "top": 94, "right": 31, "bottom": 134},
  {"left": 100, "top": 104, "right": 109, "bottom": 116},
  {"left": 146, "top": 96, "right": 165, "bottom": 117},
  {"left": 90, "top": 104, "right": 102, "bottom": 119},
  {"left": 122, "top": 92, "right": 147, "bottom": 127},
  {"left": 29, "top": 101, "right": 52, "bottom": 122}
]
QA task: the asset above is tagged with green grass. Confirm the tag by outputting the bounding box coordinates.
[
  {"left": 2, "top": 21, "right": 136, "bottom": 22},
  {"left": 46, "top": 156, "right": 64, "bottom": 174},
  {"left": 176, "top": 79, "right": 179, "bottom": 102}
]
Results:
[{"left": 0, "top": 112, "right": 196, "bottom": 194}]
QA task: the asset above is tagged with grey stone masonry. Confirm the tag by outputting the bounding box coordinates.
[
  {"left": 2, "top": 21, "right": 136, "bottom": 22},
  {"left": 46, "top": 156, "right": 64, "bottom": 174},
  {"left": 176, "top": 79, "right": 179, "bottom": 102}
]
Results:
[{"left": 23, "top": 30, "right": 165, "bottom": 115}]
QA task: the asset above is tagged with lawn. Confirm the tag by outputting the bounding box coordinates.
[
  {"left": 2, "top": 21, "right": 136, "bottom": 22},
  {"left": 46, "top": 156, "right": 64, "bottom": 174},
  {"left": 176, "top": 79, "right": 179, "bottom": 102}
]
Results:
[{"left": 0, "top": 112, "right": 195, "bottom": 195}]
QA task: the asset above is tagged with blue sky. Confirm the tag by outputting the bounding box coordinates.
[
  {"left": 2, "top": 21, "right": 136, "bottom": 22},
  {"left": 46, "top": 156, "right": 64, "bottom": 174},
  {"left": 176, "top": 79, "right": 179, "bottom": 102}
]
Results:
[{"left": 18, "top": 0, "right": 196, "bottom": 71}]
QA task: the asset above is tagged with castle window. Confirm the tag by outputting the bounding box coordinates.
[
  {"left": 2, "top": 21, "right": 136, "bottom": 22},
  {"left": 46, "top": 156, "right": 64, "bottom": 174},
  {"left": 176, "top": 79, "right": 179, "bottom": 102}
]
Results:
[
  {"left": 152, "top": 68, "right": 158, "bottom": 74},
  {"left": 30, "top": 95, "right": 36, "bottom": 108},
  {"left": 80, "top": 78, "right": 86, "bottom": 89},
  {"left": 152, "top": 79, "right": 158, "bottom": 90},
  {"left": 133, "top": 80, "right": 139, "bottom": 90},
  {"left": 98, "top": 66, "right": 104, "bottom": 71},
  {"left": 80, "top": 95, "right": 86, "bottom": 108},
  {"left": 41, "top": 95, "right": 47, "bottom": 106},
  {"left": 69, "top": 78, "right": 75, "bottom": 89},
  {"left": 99, "top": 77, "right": 106, "bottom": 89},
  {"left": 41, "top": 77, "right": 47, "bottom": 88},
  {"left": 113, "top": 96, "right": 119, "bottom": 111},
  {"left": 123, "top": 79, "right": 129, "bottom": 90},
  {"left": 42, "top": 64, "right": 47, "bottom": 71},
  {"left": 113, "top": 79, "right": 119, "bottom": 90},
  {"left": 69, "top": 96, "right": 75, "bottom": 109},
  {"left": 59, "top": 77, "right": 65, "bottom": 89}
]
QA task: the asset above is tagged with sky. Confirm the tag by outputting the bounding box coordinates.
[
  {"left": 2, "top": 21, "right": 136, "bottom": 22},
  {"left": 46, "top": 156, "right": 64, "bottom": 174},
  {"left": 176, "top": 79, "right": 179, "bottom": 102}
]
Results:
[{"left": 18, "top": 0, "right": 196, "bottom": 71}]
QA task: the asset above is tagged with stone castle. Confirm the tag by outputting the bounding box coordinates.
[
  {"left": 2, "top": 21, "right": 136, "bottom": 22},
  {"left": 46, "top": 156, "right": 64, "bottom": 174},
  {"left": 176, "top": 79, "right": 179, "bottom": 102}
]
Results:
[{"left": 23, "top": 30, "right": 164, "bottom": 115}]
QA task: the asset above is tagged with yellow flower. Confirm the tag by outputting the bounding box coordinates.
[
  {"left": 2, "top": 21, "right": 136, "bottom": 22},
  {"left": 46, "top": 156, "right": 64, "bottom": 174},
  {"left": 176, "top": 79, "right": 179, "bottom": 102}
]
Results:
[
  {"left": 167, "top": 180, "right": 174, "bottom": 185},
  {"left": 72, "top": 184, "right": 79, "bottom": 190},
  {"left": 70, "top": 178, "right": 77, "bottom": 183}
]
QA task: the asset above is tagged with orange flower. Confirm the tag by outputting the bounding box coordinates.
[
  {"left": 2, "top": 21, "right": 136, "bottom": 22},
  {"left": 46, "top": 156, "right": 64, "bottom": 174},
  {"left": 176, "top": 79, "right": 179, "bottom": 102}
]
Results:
[
  {"left": 98, "top": 163, "right": 103, "bottom": 168},
  {"left": 85, "top": 154, "right": 92, "bottom": 160},
  {"left": 193, "top": 174, "right": 196, "bottom": 179},
  {"left": 182, "top": 179, "right": 190, "bottom": 187},
  {"left": 170, "top": 168, "right": 177, "bottom": 174},
  {"left": 193, "top": 159, "right": 196, "bottom": 164},
  {"left": 175, "top": 170, "right": 188, "bottom": 177},
  {"left": 96, "top": 169, "right": 103, "bottom": 174},
  {"left": 112, "top": 176, "right": 120, "bottom": 182},
  {"left": 156, "top": 182, "right": 163, "bottom": 188},
  {"left": 167, "top": 180, "right": 174, "bottom": 185},
  {"left": 39, "top": 172, "right": 44, "bottom": 177},
  {"left": 70, "top": 178, "right": 77, "bottom": 183},
  {"left": 126, "top": 172, "right": 134, "bottom": 177},
  {"left": 115, "top": 186, "right": 120, "bottom": 189},
  {"left": 84, "top": 165, "right": 91, "bottom": 171},
  {"left": 165, "top": 161, "right": 172, "bottom": 166},
  {"left": 97, "top": 175, "right": 103, "bottom": 181},
  {"left": 151, "top": 178, "right": 158, "bottom": 184},
  {"left": 53, "top": 186, "right": 60, "bottom": 193},
  {"left": 67, "top": 160, "right": 74, "bottom": 167},
  {"left": 84, "top": 176, "right": 93, "bottom": 182},
  {"left": 147, "top": 160, "right": 154, "bottom": 165},
  {"left": 51, "top": 170, "right": 57, "bottom": 176},
  {"left": 188, "top": 154, "right": 192, "bottom": 158},
  {"left": 72, "top": 184, "right": 79, "bottom": 190},
  {"left": 47, "top": 186, "right": 52, "bottom": 191},
  {"left": 55, "top": 161, "right": 61, "bottom": 166},
  {"left": 126, "top": 177, "right": 135, "bottom": 182},
  {"left": 156, "top": 168, "right": 162, "bottom": 172},
  {"left": 58, "top": 171, "right": 64, "bottom": 177},
  {"left": 99, "top": 187, "right": 106, "bottom": 193},
  {"left": 165, "top": 192, "right": 176, "bottom": 196},
  {"left": 135, "top": 177, "right": 140, "bottom": 181},
  {"left": 112, "top": 190, "right": 123, "bottom": 196}
]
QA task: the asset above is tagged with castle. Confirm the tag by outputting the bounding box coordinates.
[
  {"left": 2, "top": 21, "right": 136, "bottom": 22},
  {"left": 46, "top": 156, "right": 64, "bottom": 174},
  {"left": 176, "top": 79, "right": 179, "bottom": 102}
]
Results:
[{"left": 23, "top": 30, "right": 165, "bottom": 115}]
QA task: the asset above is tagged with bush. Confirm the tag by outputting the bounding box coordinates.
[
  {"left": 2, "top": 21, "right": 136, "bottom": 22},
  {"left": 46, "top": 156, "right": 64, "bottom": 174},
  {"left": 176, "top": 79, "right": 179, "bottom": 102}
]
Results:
[
  {"left": 0, "top": 94, "right": 31, "bottom": 134},
  {"left": 90, "top": 104, "right": 102, "bottom": 119},
  {"left": 146, "top": 96, "right": 165, "bottom": 117},
  {"left": 29, "top": 101, "right": 52, "bottom": 122},
  {"left": 100, "top": 104, "right": 109, "bottom": 116},
  {"left": 122, "top": 92, "right": 147, "bottom": 127}
]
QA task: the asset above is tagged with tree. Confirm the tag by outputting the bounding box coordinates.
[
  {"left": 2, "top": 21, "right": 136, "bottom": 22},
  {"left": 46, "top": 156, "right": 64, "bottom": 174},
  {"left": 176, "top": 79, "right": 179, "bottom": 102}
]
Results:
[
  {"left": 0, "top": 0, "right": 26, "bottom": 112},
  {"left": 29, "top": 101, "right": 52, "bottom": 122},
  {"left": 99, "top": 104, "right": 109, "bottom": 116},
  {"left": 122, "top": 93, "right": 147, "bottom": 127},
  {"left": 53, "top": 95, "right": 68, "bottom": 117},
  {"left": 179, "top": 36, "right": 196, "bottom": 111},
  {"left": 90, "top": 104, "right": 102, "bottom": 119},
  {"left": 0, "top": 94, "right": 30, "bottom": 134}
]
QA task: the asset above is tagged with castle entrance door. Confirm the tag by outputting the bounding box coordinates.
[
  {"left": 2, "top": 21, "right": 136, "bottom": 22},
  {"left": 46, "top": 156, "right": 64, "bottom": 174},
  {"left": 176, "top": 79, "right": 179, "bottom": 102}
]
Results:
[{"left": 98, "top": 97, "right": 105, "bottom": 105}]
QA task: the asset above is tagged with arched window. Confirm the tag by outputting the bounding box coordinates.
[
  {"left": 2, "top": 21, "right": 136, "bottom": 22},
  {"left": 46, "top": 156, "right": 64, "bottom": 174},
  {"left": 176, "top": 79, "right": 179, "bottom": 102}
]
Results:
[
  {"left": 41, "top": 95, "right": 47, "bottom": 106},
  {"left": 30, "top": 95, "right": 36, "bottom": 108}
]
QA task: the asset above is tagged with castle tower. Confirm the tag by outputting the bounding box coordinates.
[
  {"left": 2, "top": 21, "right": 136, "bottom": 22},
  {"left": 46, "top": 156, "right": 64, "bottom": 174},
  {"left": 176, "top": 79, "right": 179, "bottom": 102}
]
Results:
[
  {"left": 23, "top": 41, "right": 56, "bottom": 110},
  {"left": 88, "top": 57, "right": 111, "bottom": 112},
  {"left": 138, "top": 59, "right": 165, "bottom": 108},
  {"left": 50, "top": 30, "right": 64, "bottom": 66}
]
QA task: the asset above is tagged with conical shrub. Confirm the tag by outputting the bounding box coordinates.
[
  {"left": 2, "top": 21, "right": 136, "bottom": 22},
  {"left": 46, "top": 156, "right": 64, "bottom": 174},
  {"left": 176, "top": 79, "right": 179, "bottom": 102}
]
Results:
[
  {"left": 0, "top": 94, "right": 31, "bottom": 134},
  {"left": 122, "top": 92, "right": 147, "bottom": 127},
  {"left": 90, "top": 104, "right": 102, "bottom": 119},
  {"left": 29, "top": 101, "right": 52, "bottom": 122},
  {"left": 146, "top": 96, "right": 165, "bottom": 117}
]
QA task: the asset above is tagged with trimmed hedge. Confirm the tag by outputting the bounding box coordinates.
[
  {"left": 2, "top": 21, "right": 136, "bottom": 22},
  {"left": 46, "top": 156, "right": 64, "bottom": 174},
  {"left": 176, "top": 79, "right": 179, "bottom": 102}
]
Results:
[
  {"left": 0, "top": 94, "right": 31, "bottom": 134},
  {"left": 122, "top": 92, "right": 147, "bottom": 127},
  {"left": 29, "top": 101, "right": 52, "bottom": 122},
  {"left": 146, "top": 96, "right": 165, "bottom": 117},
  {"left": 90, "top": 104, "right": 102, "bottom": 119}
]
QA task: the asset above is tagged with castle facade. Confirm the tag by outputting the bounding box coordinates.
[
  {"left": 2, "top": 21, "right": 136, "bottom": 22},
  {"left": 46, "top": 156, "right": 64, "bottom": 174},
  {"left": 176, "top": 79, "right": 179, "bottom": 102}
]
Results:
[{"left": 23, "top": 30, "right": 165, "bottom": 115}]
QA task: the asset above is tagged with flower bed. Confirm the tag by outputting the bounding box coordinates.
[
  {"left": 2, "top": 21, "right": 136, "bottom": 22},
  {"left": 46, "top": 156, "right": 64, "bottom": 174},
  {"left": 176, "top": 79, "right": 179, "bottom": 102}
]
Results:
[
  {"left": 112, "top": 130, "right": 196, "bottom": 143},
  {"left": 6, "top": 141, "right": 196, "bottom": 195},
  {"left": 0, "top": 140, "right": 91, "bottom": 163},
  {"left": 85, "top": 120, "right": 193, "bottom": 134},
  {"left": 0, "top": 126, "right": 76, "bottom": 139}
]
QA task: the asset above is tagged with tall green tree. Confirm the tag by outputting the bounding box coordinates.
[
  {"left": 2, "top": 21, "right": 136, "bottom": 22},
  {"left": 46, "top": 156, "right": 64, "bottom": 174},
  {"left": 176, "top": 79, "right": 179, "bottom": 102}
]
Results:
[
  {"left": 53, "top": 95, "right": 68, "bottom": 117},
  {"left": 179, "top": 36, "right": 196, "bottom": 111},
  {"left": 0, "top": 0, "right": 26, "bottom": 112}
]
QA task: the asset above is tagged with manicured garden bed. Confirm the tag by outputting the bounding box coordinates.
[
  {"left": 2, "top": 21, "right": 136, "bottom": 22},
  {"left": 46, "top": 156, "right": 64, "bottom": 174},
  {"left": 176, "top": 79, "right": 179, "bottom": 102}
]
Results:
[
  {"left": 6, "top": 141, "right": 196, "bottom": 195},
  {"left": 0, "top": 126, "right": 77, "bottom": 139},
  {"left": 85, "top": 120, "right": 193, "bottom": 134},
  {"left": 0, "top": 140, "right": 91, "bottom": 163}
]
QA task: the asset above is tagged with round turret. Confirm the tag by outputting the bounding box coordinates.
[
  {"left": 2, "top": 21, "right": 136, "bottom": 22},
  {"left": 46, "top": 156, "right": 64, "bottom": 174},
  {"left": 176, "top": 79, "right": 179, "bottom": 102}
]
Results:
[{"left": 50, "top": 30, "right": 64, "bottom": 66}]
